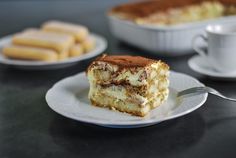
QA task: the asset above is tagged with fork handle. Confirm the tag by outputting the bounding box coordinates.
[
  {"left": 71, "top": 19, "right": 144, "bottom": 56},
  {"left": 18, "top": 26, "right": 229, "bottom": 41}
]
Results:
[
  {"left": 178, "top": 86, "right": 236, "bottom": 102},
  {"left": 177, "top": 86, "right": 207, "bottom": 97}
]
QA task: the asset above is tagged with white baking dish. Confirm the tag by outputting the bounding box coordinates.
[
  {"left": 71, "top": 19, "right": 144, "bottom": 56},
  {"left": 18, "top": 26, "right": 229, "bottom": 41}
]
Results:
[{"left": 108, "top": 15, "right": 236, "bottom": 56}]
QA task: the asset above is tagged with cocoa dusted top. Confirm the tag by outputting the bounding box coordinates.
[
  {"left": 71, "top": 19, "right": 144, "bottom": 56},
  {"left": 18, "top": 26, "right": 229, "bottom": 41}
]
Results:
[
  {"left": 110, "top": 0, "right": 235, "bottom": 19},
  {"left": 96, "top": 54, "right": 156, "bottom": 68}
]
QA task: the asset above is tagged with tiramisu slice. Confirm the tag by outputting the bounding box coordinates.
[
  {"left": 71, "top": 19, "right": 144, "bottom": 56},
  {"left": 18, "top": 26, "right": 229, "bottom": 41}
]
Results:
[{"left": 87, "top": 54, "right": 169, "bottom": 117}]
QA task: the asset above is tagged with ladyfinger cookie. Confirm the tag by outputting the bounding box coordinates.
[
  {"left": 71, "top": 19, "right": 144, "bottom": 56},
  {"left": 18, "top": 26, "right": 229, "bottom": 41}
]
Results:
[
  {"left": 69, "top": 44, "right": 84, "bottom": 57},
  {"left": 12, "top": 29, "right": 74, "bottom": 53},
  {"left": 3, "top": 45, "right": 58, "bottom": 62},
  {"left": 58, "top": 50, "right": 69, "bottom": 60},
  {"left": 81, "top": 36, "right": 96, "bottom": 53},
  {"left": 42, "top": 20, "right": 89, "bottom": 42}
]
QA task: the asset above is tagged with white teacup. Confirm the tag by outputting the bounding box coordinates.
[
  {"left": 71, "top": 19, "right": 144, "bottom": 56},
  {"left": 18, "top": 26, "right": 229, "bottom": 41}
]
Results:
[{"left": 192, "top": 24, "right": 236, "bottom": 73}]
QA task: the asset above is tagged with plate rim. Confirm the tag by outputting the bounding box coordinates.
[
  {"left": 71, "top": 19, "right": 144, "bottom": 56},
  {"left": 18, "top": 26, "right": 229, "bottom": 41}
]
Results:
[
  {"left": 45, "top": 71, "right": 208, "bottom": 126},
  {"left": 0, "top": 33, "right": 107, "bottom": 67}
]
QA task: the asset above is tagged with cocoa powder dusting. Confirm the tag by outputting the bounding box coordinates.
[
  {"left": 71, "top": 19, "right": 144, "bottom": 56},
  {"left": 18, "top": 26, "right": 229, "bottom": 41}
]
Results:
[{"left": 110, "top": 0, "right": 236, "bottom": 18}]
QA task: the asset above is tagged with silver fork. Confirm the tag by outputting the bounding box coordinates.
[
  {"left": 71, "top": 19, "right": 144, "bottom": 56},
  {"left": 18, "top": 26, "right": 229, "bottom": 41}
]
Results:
[{"left": 177, "top": 86, "right": 236, "bottom": 102}]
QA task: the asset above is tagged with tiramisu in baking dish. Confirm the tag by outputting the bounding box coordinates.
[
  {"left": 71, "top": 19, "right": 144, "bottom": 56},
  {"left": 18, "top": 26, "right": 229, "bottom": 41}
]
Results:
[
  {"left": 108, "top": 0, "right": 236, "bottom": 55},
  {"left": 110, "top": 0, "right": 236, "bottom": 26}
]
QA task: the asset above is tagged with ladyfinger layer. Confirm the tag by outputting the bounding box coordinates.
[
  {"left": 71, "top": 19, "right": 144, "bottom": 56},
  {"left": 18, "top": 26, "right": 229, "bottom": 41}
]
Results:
[{"left": 42, "top": 20, "right": 89, "bottom": 42}]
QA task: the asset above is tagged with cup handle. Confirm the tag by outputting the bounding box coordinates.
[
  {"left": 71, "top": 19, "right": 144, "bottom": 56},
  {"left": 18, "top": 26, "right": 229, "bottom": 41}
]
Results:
[{"left": 192, "top": 34, "right": 208, "bottom": 58}]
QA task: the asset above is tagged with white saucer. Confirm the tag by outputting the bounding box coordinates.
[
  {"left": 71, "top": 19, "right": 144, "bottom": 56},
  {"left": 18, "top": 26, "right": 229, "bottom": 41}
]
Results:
[
  {"left": 188, "top": 55, "right": 236, "bottom": 79},
  {"left": 0, "top": 33, "right": 107, "bottom": 70},
  {"left": 45, "top": 71, "right": 207, "bottom": 128}
]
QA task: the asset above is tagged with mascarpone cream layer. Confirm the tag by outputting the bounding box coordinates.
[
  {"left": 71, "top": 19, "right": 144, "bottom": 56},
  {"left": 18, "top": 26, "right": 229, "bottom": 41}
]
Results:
[{"left": 89, "top": 84, "right": 149, "bottom": 106}]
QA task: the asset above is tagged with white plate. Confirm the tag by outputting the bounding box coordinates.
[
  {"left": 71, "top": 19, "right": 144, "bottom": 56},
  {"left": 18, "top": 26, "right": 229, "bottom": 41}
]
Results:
[
  {"left": 0, "top": 34, "right": 107, "bottom": 70},
  {"left": 188, "top": 55, "right": 236, "bottom": 79},
  {"left": 45, "top": 71, "right": 208, "bottom": 128}
]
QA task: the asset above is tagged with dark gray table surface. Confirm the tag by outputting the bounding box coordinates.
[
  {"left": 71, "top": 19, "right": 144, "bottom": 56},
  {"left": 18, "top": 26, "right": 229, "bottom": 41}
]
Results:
[{"left": 0, "top": 1, "right": 236, "bottom": 158}]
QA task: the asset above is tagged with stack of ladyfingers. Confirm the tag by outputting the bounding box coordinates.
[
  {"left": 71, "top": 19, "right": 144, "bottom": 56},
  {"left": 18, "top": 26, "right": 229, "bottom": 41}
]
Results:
[{"left": 3, "top": 21, "right": 96, "bottom": 62}]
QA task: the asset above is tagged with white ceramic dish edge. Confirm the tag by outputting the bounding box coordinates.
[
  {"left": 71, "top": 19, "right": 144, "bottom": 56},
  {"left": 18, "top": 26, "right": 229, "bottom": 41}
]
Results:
[{"left": 107, "top": 15, "right": 236, "bottom": 56}]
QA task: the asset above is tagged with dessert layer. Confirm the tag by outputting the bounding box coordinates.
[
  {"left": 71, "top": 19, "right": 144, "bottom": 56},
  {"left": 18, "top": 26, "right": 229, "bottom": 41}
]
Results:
[
  {"left": 89, "top": 83, "right": 169, "bottom": 107},
  {"left": 90, "top": 95, "right": 151, "bottom": 117},
  {"left": 110, "top": 0, "right": 202, "bottom": 19},
  {"left": 134, "top": 1, "right": 224, "bottom": 26},
  {"left": 110, "top": 0, "right": 236, "bottom": 19},
  {"left": 87, "top": 55, "right": 169, "bottom": 86},
  {"left": 95, "top": 54, "right": 156, "bottom": 68}
]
